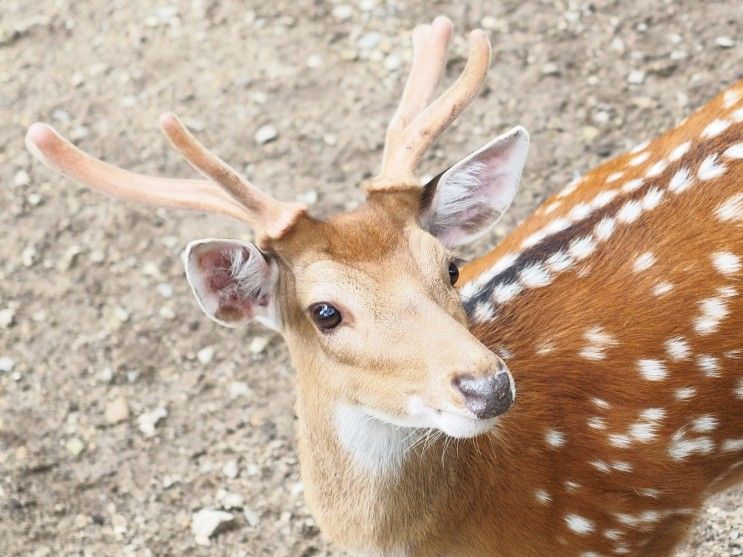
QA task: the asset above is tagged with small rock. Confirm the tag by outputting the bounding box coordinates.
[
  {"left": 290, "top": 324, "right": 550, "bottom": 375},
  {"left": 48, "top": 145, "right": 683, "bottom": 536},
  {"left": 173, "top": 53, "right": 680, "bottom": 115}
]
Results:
[
  {"left": 21, "top": 245, "right": 38, "bottom": 267},
  {"left": 13, "top": 170, "right": 30, "bottom": 187},
  {"left": 137, "top": 407, "right": 167, "bottom": 437},
  {"left": 221, "top": 491, "right": 245, "bottom": 509},
  {"left": 113, "top": 306, "right": 130, "bottom": 323},
  {"left": 479, "top": 16, "right": 498, "bottom": 30},
  {"left": 357, "top": 32, "right": 380, "bottom": 51},
  {"left": 27, "top": 193, "right": 42, "bottom": 206},
  {"left": 331, "top": 5, "right": 353, "bottom": 21},
  {"left": 222, "top": 459, "right": 239, "bottom": 479},
  {"left": 197, "top": 346, "right": 215, "bottom": 364},
  {"left": 627, "top": 70, "right": 646, "bottom": 85},
  {"left": 191, "top": 509, "right": 235, "bottom": 546},
  {"left": 58, "top": 245, "right": 82, "bottom": 271},
  {"left": 0, "top": 308, "right": 15, "bottom": 328},
  {"left": 254, "top": 124, "right": 278, "bottom": 144},
  {"left": 228, "top": 381, "right": 250, "bottom": 399},
  {"left": 248, "top": 336, "right": 269, "bottom": 355},
  {"left": 98, "top": 367, "right": 114, "bottom": 383},
  {"left": 159, "top": 307, "right": 176, "bottom": 320},
  {"left": 582, "top": 126, "right": 600, "bottom": 141},
  {"left": 306, "top": 54, "right": 323, "bottom": 69},
  {"left": 157, "top": 283, "right": 174, "bottom": 298},
  {"left": 66, "top": 438, "right": 86, "bottom": 456},
  {"left": 295, "top": 190, "right": 318, "bottom": 205},
  {"left": 243, "top": 507, "right": 260, "bottom": 527},
  {"left": 89, "top": 249, "right": 106, "bottom": 264},
  {"left": 715, "top": 36, "right": 735, "bottom": 49},
  {"left": 383, "top": 54, "right": 400, "bottom": 72},
  {"left": 541, "top": 62, "right": 560, "bottom": 76},
  {"left": 104, "top": 397, "right": 129, "bottom": 424},
  {"left": 0, "top": 357, "right": 16, "bottom": 373}
]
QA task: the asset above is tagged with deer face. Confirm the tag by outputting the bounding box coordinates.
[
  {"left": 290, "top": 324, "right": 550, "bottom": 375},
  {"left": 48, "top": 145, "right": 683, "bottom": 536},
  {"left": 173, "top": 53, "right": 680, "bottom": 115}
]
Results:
[{"left": 184, "top": 127, "right": 528, "bottom": 439}]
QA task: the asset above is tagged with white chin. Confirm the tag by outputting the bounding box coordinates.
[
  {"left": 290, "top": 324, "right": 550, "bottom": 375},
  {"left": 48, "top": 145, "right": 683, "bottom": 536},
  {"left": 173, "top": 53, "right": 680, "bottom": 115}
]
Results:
[{"left": 433, "top": 412, "right": 497, "bottom": 439}]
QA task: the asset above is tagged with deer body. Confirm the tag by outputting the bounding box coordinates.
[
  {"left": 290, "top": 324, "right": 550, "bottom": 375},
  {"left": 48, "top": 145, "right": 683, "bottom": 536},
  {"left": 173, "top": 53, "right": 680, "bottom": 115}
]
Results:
[{"left": 25, "top": 16, "right": 742, "bottom": 557}]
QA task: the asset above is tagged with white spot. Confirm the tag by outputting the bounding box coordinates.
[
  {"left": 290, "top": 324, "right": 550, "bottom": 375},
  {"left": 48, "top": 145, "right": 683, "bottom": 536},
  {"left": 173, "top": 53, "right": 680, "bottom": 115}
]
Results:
[
  {"left": 736, "top": 378, "right": 743, "bottom": 399},
  {"left": 604, "top": 529, "right": 624, "bottom": 541},
  {"left": 493, "top": 282, "right": 523, "bottom": 304},
  {"left": 722, "top": 439, "right": 743, "bottom": 452},
  {"left": 546, "top": 429, "right": 566, "bottom": 448},
  {"left": 620, "top": 178, "right": 644, "bottom": 193},
  {"left": 668, "top": 428, "right": 714, "bottom": 461},
  {"left": 675, "top": 387, "right": 697, "bottom": 401},
  {"left": 629, "top": 152, "right": 650, "bottom": 166},
  {"left": 521, "top": 229, "right": 548, "bottom": 249},
  {"left": 701, "top": 119, "right": 731, "bottom": 138},
  {"left": 594, "top": 216, "right": 616, "bottom": 241},
  {"left": 668, "top": 167, "right": 693, "bottom": 194},
  {"left": 665, "top": 337, "right": 690, "bottom": 361},
  {"left": 631, "top": 140, "right": 650, "bottom": 153},
  {"left": 544, "top": 217, "right": 571, "bottom": 235},
  {"left": 606, "top": 171, "right": 624, "bottom": 183},
  {"left": 459, "top": 252, "right": 519, "bottom": 300},
  {"left": 717, "top": 286, "right": 736, "bottom": 298},
  {"left": 565, "top": 514, "right": 595, "bottom": 535},
  {"left": 697, "top": 154, "right": 727, "bottom": 181},
  {"left": 633, "top": 252, "right": 656, "bottom": 272},
  {"left": 724, "top": 89, "right": 742, "bottom": 108},
  {"left": 617, "top": 200, "right": 643, "bottom": 223},
  {"left": 535, "top": 489, "right": 551, "bottom": 504},
  {"left": 544, "top": 200, "right": 562, "bottom": 214},
  {"left": 580, "top": 327, "right": 617, "bottom": 361},
  {"left": 640, "top": 408, "right": 666, "bottom": 421},
  {"left": 592, "top": 398, "right": 611, "bottom": 410},
  {"left": 568, "top": 202, "right": 592, "bottom": 221},
  {"left": 558, "top": 176, "right": 582, "bottom": 198},
  {"left": 564, "top": 480, "right": 580, "bottom": 492},
  {"left": 592, "top": 190, "right": 619, "bottom": 209},
  {"left": 639, "top": 488, "right": 660, "bottom": 498},
  {"left": 472, "top": 302, "right": 495, "bottom": 323},
  {"left": 546, "top": 250, "right": 574, "bottom": 273},
  {"left": 614, "top": 544, "right": 631, "bottom": 555},
  {"left": 716, "top": 193, "right": 743, "bottom": 223},
  {"left": 608, "top": 434, "right": 632, "bottom": 448},
  {"left": 690, "top": 415, "right": 718, "bottom": 433},
  {"left": 652, "top": 281, "right": 674, "bottom": 296},
  {"left": 588, "top": 416, "right": 607, "bottom": 430},
  {"left": 694, "top": 296, "right": 730, "bottom": 335},
  {"left": 711, "top": 251, "right": 741, "bottom": 275},
  {"left": 638, "top": 359, "right": 667, "bottom": 381},
  {"left": 630, "top": 421, "right": 658, "bottom": 443},
  {"left": 569, "top": 236, "right": 597, "bottom": 261},
  {"left": 697, "top": 354, "right": 721, "bottom": 377},
  {"left": 614, "top": 513, "right": 639, "bottom": 527},
  {"left": 723, "top": 143, "right": 743, "bottom": 160},
  {"left": 641, "top": 187, "right": 664, "bottom": 210},
  {"left": 612, "top": 461, "right": 633, "bottom": 472},
  {"left": 520, "top": 263, "right": 552, "bottom": 288},
  {"left": 535, "top": 340, "right": 555, "bottom": 355},
  {"left": 733, "top": 107, "right": 743, "bottom": 122},
  {"left": 645, "top": 160, "right": 668, "bottom": 178},
  {"left": 668, "top": 141, "right": 691, "bottom": 162}
]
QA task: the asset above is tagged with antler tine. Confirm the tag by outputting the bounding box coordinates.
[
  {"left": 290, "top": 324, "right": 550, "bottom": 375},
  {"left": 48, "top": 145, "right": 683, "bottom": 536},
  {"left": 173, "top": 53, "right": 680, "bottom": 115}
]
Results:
[
  {"left": 160, "top": 113, "right": 306, "bottom": 240},
  {"left": 368, "top": 19, "right": 492, "bottom": 191},
  {"left": 25, "top": 122, "right": 249, "bottom": 222}
]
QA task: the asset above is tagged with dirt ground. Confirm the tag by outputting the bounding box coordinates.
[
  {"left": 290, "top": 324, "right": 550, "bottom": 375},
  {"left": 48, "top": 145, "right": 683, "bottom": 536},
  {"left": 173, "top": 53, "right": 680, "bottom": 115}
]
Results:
[{"left": 1, "top": 1, "right": 741, "bottom": 555}]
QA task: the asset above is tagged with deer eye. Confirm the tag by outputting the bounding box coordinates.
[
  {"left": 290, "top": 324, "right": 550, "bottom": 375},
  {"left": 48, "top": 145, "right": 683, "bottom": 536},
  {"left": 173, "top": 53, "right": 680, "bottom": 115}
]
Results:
[
  {"left": 448, "top": 261, "right": 459, "bottom": 285},
  {"left": 310, "top": 303, "right": 342, "bottom": 331}
]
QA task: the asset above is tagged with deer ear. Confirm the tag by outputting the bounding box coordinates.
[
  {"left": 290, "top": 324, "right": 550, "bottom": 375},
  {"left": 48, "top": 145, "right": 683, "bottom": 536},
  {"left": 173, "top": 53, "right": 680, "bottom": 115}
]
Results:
[
  {"left": 420, "top": 126, "right": 529, "bottom": 247},
  {"left": 184, "top": 239, "right": 281, "bottom": 330}
]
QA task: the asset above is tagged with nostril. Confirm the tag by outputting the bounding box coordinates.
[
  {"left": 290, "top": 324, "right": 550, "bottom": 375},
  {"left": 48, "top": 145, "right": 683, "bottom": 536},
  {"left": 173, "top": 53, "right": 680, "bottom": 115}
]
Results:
[{"left": 452, "top": 372, "right": 514, "bottom": 420}]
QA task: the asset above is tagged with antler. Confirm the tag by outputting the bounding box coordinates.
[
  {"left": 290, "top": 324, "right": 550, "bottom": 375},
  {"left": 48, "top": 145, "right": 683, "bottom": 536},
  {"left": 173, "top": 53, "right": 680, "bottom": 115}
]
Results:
[
  {"left": 25, "top": 118, "right": 305, "bottom": 241},
  {"left": 367, "top": 16, "right": 492, "bottom": 191}
]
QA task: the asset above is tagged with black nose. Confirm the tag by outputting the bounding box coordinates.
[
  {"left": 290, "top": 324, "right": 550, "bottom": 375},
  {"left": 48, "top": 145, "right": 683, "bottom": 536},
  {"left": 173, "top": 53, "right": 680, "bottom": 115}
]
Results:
[{"left": 452, "top": 372, "right": 514, "bottom": 419}]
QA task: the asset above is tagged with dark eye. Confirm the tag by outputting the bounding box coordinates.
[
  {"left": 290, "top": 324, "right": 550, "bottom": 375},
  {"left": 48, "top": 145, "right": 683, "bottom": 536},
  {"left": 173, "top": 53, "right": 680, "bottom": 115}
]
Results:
[
  {"left": 448, "top": 261, "right": 459, "bottom": 285},
  {"left": 310, "top": 303, "right": 342, "bottom": 331}
]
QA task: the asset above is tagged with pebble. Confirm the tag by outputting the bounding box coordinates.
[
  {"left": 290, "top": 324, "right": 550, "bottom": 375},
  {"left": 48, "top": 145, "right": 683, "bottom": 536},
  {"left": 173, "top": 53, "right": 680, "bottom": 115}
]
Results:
[
  {"left": 383, "top": 54, "right": 400, "bottom": 72},
  {"left": 157, "top": 283, "right": 174, "bottom": 298},
  {"left": 248, "top": 336, "right": 269, "bottom": 355},
  {"left": 137, "top": 407, "right": 167, "bottom": 437},
  {"left": 221, "top": 491, "right": 245, "bottom": 509},
  {"left": 357, "top": 32, "right": 381, "bottom": 51},
  {"left": 715, "top": 36, "right": 735, "bottom": 48},
  {"left": 627, "top": 70, "right": 646, "bottom": 85},
  {"left": 243, "top": 507, "right": 260, "bottom": 527},
  {"left": 159, "top": 307, "right": 176, "bottom": 320},
  {"left": 228, "top": 381, "right": 250, "bottom": 399},
  {"left": 331, "top": 5, "right": 353, "bottom": 21},
  {"left": 254, "top": 124, "right": 278, "bottom": 144},
  {"left": 0, "top": 357, "right": 16, "bottom": 373},
  {"left": 306, "top": 54, "right": 323, "bottom": 69},
  {"left": 295, "top": 190, "right": 318, "bottom": 205},
  {"left": 582, "top": 126, "right": 600, "bottom": 140},
  {"left": 541, "top": 63, "right": 561, "bottom": 76},
  {"left": 222, "top": 459, "right": 239, "bottom": 479},
  {"left": 13, "top": 170, "right": 30, "bottom": 187},
  {"left": 191, "top": 509, "right": 235, "bottom": 546},
  {"left": 21, "top": 245, "right": 38, "bottom": 267},
  {"left": 98, "top": 367, "right": 114, "bottom": 383},
  {"left": 104, "top": 397, "right": 130, "bottom": 424},
  {"left": 27, "top": 193, "right": 42, "bottom": 206},
  {"left": 66, "top": 437, "right": 86, "bottom": 456},
  {"left": 197, "top": 346, "right": 215, "bottom": 364},
  {"left": 0, "top": 308, "right": 15, "bottom": 328}
]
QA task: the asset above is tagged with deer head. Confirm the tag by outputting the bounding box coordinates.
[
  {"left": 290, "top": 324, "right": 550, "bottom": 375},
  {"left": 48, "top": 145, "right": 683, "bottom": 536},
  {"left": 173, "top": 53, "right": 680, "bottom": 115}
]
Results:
[{"left": 26, "top": 17, "right": 528, "bottom": 442}]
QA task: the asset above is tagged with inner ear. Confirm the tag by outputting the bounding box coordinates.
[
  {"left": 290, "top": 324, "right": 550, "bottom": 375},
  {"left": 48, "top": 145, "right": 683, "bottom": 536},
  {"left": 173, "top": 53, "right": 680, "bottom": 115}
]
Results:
[
  {"left": 420, "top": 126, "right": 529, "bottom": 248},
  {"left": 184, "top": 239, "right": 280, "bottom": 329}
]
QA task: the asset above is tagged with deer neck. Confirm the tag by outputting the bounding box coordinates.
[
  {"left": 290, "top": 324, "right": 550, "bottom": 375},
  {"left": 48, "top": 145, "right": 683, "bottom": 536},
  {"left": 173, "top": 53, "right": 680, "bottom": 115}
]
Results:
[{"left": 293, "top": 373, "right": 491, "bottom": 555}]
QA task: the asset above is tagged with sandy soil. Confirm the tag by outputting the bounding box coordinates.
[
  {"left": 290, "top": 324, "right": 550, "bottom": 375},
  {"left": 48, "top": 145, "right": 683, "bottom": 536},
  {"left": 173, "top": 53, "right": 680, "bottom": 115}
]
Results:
[{"left": 1, "top": 1, "right": 741, "bottom": 555}]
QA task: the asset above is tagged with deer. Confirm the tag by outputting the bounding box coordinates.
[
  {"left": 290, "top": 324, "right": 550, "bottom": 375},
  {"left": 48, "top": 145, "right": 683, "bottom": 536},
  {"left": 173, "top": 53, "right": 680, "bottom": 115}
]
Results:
[{"left": 25, "top": 15, "right": 743, "bottom": 557}]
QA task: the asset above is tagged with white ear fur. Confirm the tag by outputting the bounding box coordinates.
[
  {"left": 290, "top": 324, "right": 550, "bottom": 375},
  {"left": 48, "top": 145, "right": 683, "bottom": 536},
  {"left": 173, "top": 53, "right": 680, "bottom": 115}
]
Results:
[
  {"left": 421, "top": 126, "right": 529, "bottom": 247},
  {"left": 184, "top": 238, "right": 281, "bottom": 330}
]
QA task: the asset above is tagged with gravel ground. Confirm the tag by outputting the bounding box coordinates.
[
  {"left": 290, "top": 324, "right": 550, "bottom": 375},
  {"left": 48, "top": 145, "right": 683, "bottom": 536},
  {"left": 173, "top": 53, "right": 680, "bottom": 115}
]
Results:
[{"left": 1, "top": 1, "right": 741, "bottom": 555}]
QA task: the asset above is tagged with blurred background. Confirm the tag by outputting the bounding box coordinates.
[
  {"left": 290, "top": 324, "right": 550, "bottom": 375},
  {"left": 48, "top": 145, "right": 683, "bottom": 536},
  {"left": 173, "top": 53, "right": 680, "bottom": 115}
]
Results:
[{"left": 1, "top": 1, "right": 741, "bottom": 555}]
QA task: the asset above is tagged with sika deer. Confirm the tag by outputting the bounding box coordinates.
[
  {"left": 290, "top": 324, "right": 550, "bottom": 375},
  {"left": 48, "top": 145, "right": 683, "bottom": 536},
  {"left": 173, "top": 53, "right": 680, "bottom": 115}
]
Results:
[{"left": 26, "top": 16, "right": 742, "bottom": 557}]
